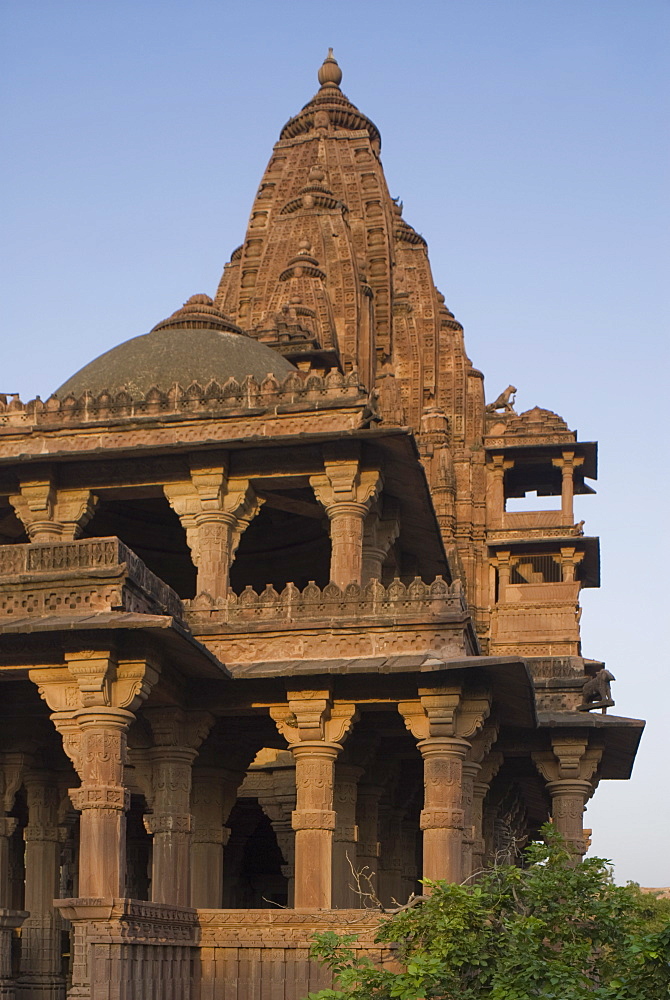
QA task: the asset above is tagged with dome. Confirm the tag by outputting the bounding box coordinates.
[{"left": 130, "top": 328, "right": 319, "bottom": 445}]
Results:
[{"left": 55, "top": 295, "right": 297, "bottom": 399}]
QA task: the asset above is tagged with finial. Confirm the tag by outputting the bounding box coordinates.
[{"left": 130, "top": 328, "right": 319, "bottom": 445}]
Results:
[{"left": 318, "top": 48, "right": 342, "bottom": 88}]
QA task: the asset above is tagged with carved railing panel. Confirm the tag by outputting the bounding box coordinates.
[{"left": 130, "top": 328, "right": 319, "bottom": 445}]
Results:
[
  {"left": 187, "top": 575, "right": 466, "bottom": 624},
  {"left": 0, "top": 537, "right": 184, "bottom": 621}
]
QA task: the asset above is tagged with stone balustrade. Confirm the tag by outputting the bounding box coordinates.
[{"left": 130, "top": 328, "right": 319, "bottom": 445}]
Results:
[
  {"left": 197, "top": 909, "right": 389, "bottom": 1000},
  {"left": 0, "top": 370, "right": 367, "bottom": 427},
  {"left": 187, "top": 575, "right": 466, "bottom": 623},
  {"left": 0, "top": 536, "right": 184, "bottom": 621}
]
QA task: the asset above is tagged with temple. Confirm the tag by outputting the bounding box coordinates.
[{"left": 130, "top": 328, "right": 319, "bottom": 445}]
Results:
[{"left": 0, "top": 52, "right": 643, "bottom": 999}]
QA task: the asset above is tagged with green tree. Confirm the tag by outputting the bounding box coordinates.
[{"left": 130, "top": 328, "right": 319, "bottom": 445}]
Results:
[{"left": 305, "top": 827, "right": 670, "bottom": 1000}]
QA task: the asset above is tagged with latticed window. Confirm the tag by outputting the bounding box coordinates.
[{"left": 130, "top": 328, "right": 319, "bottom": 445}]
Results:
[{"left": 510, "top": 554, "right": 562, "bottom": 584}]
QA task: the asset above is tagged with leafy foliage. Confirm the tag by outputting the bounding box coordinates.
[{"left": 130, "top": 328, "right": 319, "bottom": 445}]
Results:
[{"left": 305, "top": 827, "right": 670, "bottom": 1000}]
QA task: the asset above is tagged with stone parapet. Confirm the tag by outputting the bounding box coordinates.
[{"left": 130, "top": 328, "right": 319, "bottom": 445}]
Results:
[
  {"left": 197, "top": 909, "right": 390, "bottom": 1000},
  {"left": 188, "top": 575, "right": 465, "bottom": 623},
  {"left": 0, "top": 536, "right": 184, "bottom": 621},
  {"left": 0, "top": 370, "right": 367, "bottom": 427}
]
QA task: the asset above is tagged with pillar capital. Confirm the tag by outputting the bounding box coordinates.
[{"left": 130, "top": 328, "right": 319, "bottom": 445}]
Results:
[
  {"left": 271, "top": 690, "right": 358, "bottom": 745},
  {"left": 399, "top": 687, "right": 491, "bottom": 741}
]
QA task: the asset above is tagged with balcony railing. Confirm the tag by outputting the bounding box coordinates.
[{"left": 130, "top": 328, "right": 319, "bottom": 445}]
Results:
[
  {"left": 187, "top": 576, "right": 466, "bottom": 625},
  {"left": 0, "top": 537, "right": 184, "bottom": 621}
]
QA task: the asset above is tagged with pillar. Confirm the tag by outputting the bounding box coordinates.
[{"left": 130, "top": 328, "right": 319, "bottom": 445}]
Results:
[
  {"left": 361, "top": 512, "right": 399, "bottom": 585},
  {"left": 418, "top": 737, "right": 470, "bottom": 885},
  {"left": 19, "top": 771, "right": 65, "bottom": 998},
  {"left": 552, "top": 452, "right": 584, "bottom": 527},
  {"left": 144, "top": 710, "right": 212, "bottom": 908},
  {"left": 471, "top": 752, "right": 503, "bottom": 874},
  {"left": 486, "top": 456, "right": 512, "bottom": 528},
  {"left": 496, "top": 551, "right": 511, "bottom": 603},
  {"left": 533, "top": 737, "right": 602, "bottom": 862},
  {"left": 191, "top": 512, "right": 237, "bottom": 600},
  {"left": 191, "top": 766, "right": 243, "bottom": 909},
  {"left": 165, "top": 470, "right": 262, "bottom": 601},
  {"left": 67, "top": 708, "right": 134, "bottom": 898},
  {"left": 355, "top": 784, "right": 382, "bottom": 899},
  {"left": 332, "top": 765, "right": 363, "bottom": 908},
  {"left": 546, "top": 780, "right": 593, "bottom": 859},
  {"left": 291, "top": 742, "right": 340, "bottom": 909},
  {"left": 460, "top": 761, "right": 481, "bottom": 881},
  {"left": 310, "top": 463, "right": 381, "bottom": 587},
  {"left": 0, "top": 821, "right": 17, "bottom": 911},
  {"left": 377, "top": 806, "right": 405, "bottom": 906}
]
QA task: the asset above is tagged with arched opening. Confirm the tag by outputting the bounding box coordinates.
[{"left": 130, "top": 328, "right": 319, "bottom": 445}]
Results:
[
  {"left": 230, "top": 489, "right": 330, "bottom": 594},
  {"left": 82, "top": 496, "right": 196, "bottom": 598},
  {"left": 222, "top": 798, "right": 288, "bottom": 908}
]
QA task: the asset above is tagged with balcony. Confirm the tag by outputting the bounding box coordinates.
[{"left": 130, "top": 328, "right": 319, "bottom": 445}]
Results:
[{"left": 0, "top": 537, "right": 184, "bottom": 621}]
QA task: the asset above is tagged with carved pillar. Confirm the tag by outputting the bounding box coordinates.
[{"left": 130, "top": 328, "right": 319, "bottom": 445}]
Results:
[
  {"left": 271, "top": 691, "right": 357, "bottom": 909},
  {"left": 310, "top": 459, "right": 381, "bottom": 587},
  {"left": 66, "top": 708, "right": 134, "bottom": 898},
  {"left": 144, "top": 709, "right": 212, "bottom": 907},
  {"left": 354, "top": 784, "right": 382, "bottom": 899},
  {"left": 332, "top": 765, "right": 363, "bottom": 908},
  {"left": 400, "top": 687, "right": 491, "bottom": 887},
  {"left": 495, "top": 551, "right": 511, "bottom": 603},
  {"left": 486, "top": 456, "right": 513, "bottom": 528},
  {"left": 0, "top": 911, "right": 27, "bottom": 1000},
  {"left": 29, "top": 650, "right": 159, "bottom": 902},
  {"left": 361, "top": 510, "right": 399, "bottom": 585},
  {"left": 377, "top": 805, "right": 405, "bottom": 907},
  {"left": 460, "top": 761, "right": 480, "bottom": 881},
  {"left": 0, "top": 820, "right": 17, "bottom": 912},
  {"left": 291, "top": 743, "right": 339, "bottom": 909},
  {"left": 400, "top": 818, "right": 420, "bottom": 900},
  {"left": 552, "top": 452, "right": 584, "bottom": 527},
  {"left": 559, "top": 546, "right": 585, "bottom": 584},
  {"left": 191, "top": 766, "right": 243, "bottom": 909},
  {"left": 533, "top": 736, "right": 602, "bottom": 860},
  {"left": 165, "top": 459, "right": 262, "bottom": 600},
  {"left": 418, "top": 737, "right": 470, "bottom": 885},
  {"left": 18, "top": 771, "right": 65, "bottom": 998},
  {"left": 471, "top": 752, "right": 503, "bottom": 873}
]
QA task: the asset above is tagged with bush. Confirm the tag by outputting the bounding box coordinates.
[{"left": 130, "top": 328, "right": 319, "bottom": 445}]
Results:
[{"left": 305, "top": 827, "right": 670, "bottom": 999}]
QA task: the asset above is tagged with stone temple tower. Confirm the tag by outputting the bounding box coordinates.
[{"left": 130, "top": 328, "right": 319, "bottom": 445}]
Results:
[{"left": 0, "top": 52, "right": 643, "bottom": 1000}]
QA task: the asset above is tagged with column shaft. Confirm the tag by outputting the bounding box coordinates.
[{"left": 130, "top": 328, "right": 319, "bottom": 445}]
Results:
[
  {"left": 327, "top": 503, "right": 368, "bottom": 588},
  {"left": 20, "top": 773, "right": 64, "bottom": 994},
  {"left": 68, "top": 708, "right": 134, "bottom": 899},
  {"left": 146, "top": 748, "right": 196, "bottom": 907},
  {"left": 291, "top": 742, "right": 340, "bottom": 909},
  {"left": 418, "top": 737, "right": 470, "bottom": 886},
  {"left": 332, "top": 765, "right": 362, "bottom": 908},
  {"left": 547, "top": 779, "right": 592, "bottom": 860},
  {"left": 355, "top": 785, "right": 382, "bottom": 900}
]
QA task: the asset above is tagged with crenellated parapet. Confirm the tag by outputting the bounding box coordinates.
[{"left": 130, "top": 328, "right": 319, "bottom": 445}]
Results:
[
  {"left": 0, "top": 369, "right": 370, "bottom": 428},
  {"left": 187, "top": 574, "right": 466, "bottom": 623}
]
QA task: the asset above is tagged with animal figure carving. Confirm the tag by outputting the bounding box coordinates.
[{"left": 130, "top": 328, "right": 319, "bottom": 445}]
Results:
[
  {"left": 579, "top": 668, "right": 615, "bottom": 712},
  {"left": 485, "top": 385, "right": 517, "bottom": 413}
]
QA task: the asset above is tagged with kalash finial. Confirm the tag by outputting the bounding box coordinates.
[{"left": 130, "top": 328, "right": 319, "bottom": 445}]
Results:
[{"left": 318, "top": 47, "right": 342, "bottom": 88}]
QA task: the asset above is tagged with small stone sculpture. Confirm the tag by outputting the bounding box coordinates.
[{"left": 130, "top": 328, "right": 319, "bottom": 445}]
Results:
[
  {"left": 485, "top": 385, "right": 517, "bottom": 413},
  {"left": 578, "top": 668, "right": 615, "bottom": 713}
]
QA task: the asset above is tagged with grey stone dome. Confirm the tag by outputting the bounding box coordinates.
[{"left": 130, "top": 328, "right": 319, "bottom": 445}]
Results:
[{"left": 55, "top": 295, "right": 296, "bottom": 399}]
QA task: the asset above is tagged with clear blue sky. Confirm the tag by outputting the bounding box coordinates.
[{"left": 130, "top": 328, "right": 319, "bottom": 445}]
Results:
[{"left": 2, "top": 1, "right": 669, "bottom": 884}]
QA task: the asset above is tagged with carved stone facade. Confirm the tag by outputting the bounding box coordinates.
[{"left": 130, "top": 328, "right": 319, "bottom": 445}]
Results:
[{"left": 0, "top": 53, "right": 643, "bottom": 999}]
